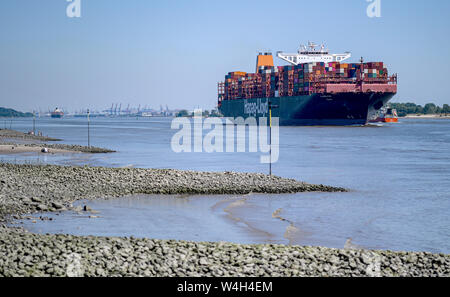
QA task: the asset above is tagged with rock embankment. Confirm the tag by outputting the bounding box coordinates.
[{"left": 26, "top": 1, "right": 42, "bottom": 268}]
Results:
[
  {"left": 0, "top": 163, "right": 448, "bottom": 277},
  {"left": 0, "top": 228, "right": 448, "bottom": 277},
  {"left": 0, "top": 163, "right": 345, "bottom": 220}
]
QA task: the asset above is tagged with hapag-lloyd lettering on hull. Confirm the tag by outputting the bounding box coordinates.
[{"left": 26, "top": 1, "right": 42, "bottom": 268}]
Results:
[{"left": 244, "top": 99, "right": 269, "bottom": 117}]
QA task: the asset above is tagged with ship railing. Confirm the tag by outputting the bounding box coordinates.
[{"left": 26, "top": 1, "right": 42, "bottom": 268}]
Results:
[{"left": 311, "top": 75, "right": 397, "bottom": 85}]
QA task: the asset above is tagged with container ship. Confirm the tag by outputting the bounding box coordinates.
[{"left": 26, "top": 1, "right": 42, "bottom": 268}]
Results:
[
  {"left": 50, "top": 108, "right": 64, "bottom": 118},
  {"left": 217, "top": 42, "right": 397, "bottom": 126}
]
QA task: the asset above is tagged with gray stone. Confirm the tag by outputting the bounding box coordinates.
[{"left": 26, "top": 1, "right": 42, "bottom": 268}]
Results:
[
  {"left": 51, "top": 202, "right": 64, "bottom": 210},
  {"left": 36, "top": 204, "right": 48, "bottom": 211}
]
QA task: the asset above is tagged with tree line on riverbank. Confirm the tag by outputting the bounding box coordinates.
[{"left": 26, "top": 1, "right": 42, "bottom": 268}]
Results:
[
  {"left": 389, "top": 103, "right": 450, "bottom": 117},
  {"left": 0, "top": 107, "right": 33, "bottom": 118}
]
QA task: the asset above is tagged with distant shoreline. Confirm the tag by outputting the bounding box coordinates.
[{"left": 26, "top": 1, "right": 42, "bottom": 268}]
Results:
[
  {"left": 402, "top": 114, "right": 450, "bottom": 119},
  {"left": 0, "top": 129, "right": 115, "bottom": 154},
  {"left": 0, "top": 144, "right": 75, "bottom": 155},
  {"left": 0, "top": 143, "right": 115, "bottom": 154},
  {"left": 0, "top": 128, "right": 61, "bottom": 142},
  {"left": 0, "top": 107, "right": 33, "bottom": 118}
]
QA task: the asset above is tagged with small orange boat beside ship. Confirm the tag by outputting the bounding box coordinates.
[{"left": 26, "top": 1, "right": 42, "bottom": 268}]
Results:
[{"left": 369, "top": 107, "right": 398, "bottom": 123}]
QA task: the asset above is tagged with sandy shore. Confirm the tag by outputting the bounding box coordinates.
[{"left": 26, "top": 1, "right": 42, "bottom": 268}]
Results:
[
  {"left": 0, "top": 143, "right": 115, "bottom": 154},
  {"left": 0, "top": 129, "right": 61, "bottom": 142},
  {"left": 0, "top": 163, "right": 448, "bottom": 277},
  {"left": 403, "top": 114, "right": 450, "bottom": 119},
  {"left": 0, "top": 144, "right": 72, "bottom": 155},
  {"left": 0, "top": 142, "right": 115, "bottom": 155},
  {"left": 0, "top": 129, "right": 115, "bottom": 154}
]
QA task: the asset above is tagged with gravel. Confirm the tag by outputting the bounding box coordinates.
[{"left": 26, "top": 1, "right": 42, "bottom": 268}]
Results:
[
  {"left": 0, "top": 227, "right": 448, "bottom": 277},
  {"left": 0, "top": 163, "right": 448, "bottom": 277}
]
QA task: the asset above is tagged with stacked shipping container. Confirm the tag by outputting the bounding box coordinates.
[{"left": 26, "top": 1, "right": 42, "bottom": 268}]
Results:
[{"left": 220, "top": 62, "right": 393, "bottom": 100}]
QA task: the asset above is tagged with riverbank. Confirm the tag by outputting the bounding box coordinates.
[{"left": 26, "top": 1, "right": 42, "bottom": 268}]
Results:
[
  {"left": 0, "top": 143, "right": 115, "bottom": 154},
  {"left": 0, "top": 163, "right": 345, "bottom": 220},
  {"left": 1, "top": 226, "right": 448, "bottom": 277},
  {"left": 402, "top": 114, "right": 450, "bottom": 119},
  {"left": 0, "top": 163, "right": 449, "bottom": 277},
  {"left": 0, "top": 144, "right": 72, "bottom": 155},
  {"left": 0, "top": 128, "right": 115, "bottom": 154},
  {"left": 0, "top": 128, "right": 61, "bottom": 142}
]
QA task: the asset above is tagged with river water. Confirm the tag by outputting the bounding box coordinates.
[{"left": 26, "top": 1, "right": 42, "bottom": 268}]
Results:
[{"left": 3, "top": 117, "right": 450, "bottom": 253}]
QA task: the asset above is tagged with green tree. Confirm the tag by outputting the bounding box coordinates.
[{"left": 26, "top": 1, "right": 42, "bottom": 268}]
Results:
[
  {"left": 176, "top": 110, "right": 190, "bottom": 117},
  {"left": 416, "top": 105, "right": 424, "bottom": 114},
  {"left": 387, "top": 102, "right": 450, "bottom": 116},
  {"left": 405, "top": 102, "right": 418, "bottom": 114},
  {"left": 423, "top": 103, "right": 437, "bottom": 114},
  {"left": 0, "top": 107, "right": 33, "bottom": 118},
  {"left": 209, "top": 109, "right": 222, "bottom": 117}
]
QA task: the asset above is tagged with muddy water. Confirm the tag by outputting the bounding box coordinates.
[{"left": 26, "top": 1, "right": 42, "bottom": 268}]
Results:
[
  {"left": 17, "top": 194, "right": 302, "bottom": 246},
  {"left": 17, "top": 190, "right": 448, "bottom": 253}
]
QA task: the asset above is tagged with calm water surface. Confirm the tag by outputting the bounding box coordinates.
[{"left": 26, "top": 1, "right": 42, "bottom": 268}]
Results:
[{"left": 4, "top": 117, "right": 450, "bottom": 253}]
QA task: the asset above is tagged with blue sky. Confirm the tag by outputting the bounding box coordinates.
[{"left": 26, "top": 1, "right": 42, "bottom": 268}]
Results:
[{"left": 1, "top": 0, "right": 449, "bottom": 112}]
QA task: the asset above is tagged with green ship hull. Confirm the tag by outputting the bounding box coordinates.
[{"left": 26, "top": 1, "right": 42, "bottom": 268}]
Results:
[{"left": 219, "top": 92, "right": 396, "bottom": 126}]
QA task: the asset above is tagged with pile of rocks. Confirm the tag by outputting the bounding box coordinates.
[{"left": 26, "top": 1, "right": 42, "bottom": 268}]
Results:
[
  {"left": 0, "top": 228, "right": 448, "bottom": 277},
  {"left": 2, "top": 163, "right": 447, "bottom": 277}
]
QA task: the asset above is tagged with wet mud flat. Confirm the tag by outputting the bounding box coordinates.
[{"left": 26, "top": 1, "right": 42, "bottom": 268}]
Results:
[{"left": 0, "top": 163, "right": 344, "bottom": 220}]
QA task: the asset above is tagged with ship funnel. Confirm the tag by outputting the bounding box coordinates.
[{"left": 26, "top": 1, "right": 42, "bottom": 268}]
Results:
[{"left": 256, "top": 52, "right": 274, "bottom": 72}]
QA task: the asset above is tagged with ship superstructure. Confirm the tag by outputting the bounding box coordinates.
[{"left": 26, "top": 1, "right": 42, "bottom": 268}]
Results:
[{"left": 277, "top": 42, "right": 351, "bottom": 65}]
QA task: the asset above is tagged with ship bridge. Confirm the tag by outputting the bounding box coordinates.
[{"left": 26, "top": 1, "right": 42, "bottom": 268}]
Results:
[{"left": 277, "top": 42, "right": 351, "bottom": 65}]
